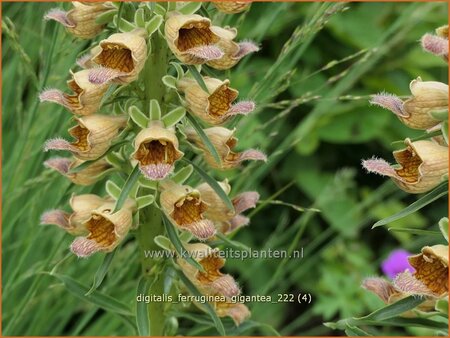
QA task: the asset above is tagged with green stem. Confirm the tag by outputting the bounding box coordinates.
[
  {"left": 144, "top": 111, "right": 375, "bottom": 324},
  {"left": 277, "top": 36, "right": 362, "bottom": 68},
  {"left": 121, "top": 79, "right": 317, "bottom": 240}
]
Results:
[{"left": 136, "top": 26, "right": 169, "bottom": 336}]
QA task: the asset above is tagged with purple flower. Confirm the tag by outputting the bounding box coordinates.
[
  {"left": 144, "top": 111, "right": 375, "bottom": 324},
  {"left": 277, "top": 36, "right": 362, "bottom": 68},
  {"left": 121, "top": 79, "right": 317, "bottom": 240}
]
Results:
[{"left": 381, "top": 249, "right": 415, "bottom": 279}]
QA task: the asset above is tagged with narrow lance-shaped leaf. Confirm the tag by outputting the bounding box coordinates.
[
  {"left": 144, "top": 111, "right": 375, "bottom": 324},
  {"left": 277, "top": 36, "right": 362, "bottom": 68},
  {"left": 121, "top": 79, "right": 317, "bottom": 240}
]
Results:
[
  {"left": 186, "top": 113, "right": 221, "bottom": 166},
  {"left": 106, "top": 180, "right": 122, "bottom": 200},
  {"left": 149, "top": 99, "right": 161, "bottom": 121},
  {"left": 136, "top": 276, "right": 150, "bottom": 336},
  {"left": 373, "top": 183, "right": 448, "bottom": 228},
  {"left": 114, "top": 165, "right": 140, "bottom": 212},
  {"left": 162, "top": 106, "right": 186, "bottom": 127},
  {"left": 186, "top": 65, "right": 209, "bottom": 94},
  {"left": 85, "top": 250, "right": 117, "bottom": 296},
  {"left": 129, "top": 106, "right": 149, "bottom": 129}
]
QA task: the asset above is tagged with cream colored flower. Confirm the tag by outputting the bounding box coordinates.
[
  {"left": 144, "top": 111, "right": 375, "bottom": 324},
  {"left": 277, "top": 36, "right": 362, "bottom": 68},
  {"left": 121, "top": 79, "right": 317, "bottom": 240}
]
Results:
[
  {"left": 177, "top": 77, "right": 255, "bottom": 125},
  {"left": 44, "top": 2, "right": 115, "bottom": 39},
  {"left": 186, "top": 127, "right": 267, "bottom": 169},
  {"left": 160, "top": 181, "right": 216, "bottom": 240},
  {"left": 132, "top": 121, "right": 184, "bottom": 180},
  {"left": 213, "top": 2, "right": 251, "bottom": 14},
  {"left": 362, "top": 139, "right": 448, "bottom": 194},
  {"left": 44, "top": 157, "right": 112, "bottom": 186},
  {"left": 39, "top": 70, "right": 109, "bottom": 116},
  {"left": 196, "top": 180, "right": 259, "bottom": 233},
  {"left": 370, "top": 78, "right": 448, "bottom": 130},
  {"left": 177, "top": 243, "right": 240, "bottom": 298},
  {"left": 88, "top": 30, "right": 147, "bottom": 85},
  {"left": 70, "top": 200, "right": 136, "bottom": 257},
  {"left": 40, "top": 194, "right": 107, "bottom": 235},
  {"left": 44, "top": 115, "right": 127, "bottom": 161},
  {"left": 215, "top": 302, "right": 250, "bottom": 326}
]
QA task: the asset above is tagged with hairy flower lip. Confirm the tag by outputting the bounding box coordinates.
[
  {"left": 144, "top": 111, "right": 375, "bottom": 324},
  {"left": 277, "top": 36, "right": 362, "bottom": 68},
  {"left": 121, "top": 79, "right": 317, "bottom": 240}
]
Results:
[{"left": 362, "top": 138, "right": 449, "bottom": 194}]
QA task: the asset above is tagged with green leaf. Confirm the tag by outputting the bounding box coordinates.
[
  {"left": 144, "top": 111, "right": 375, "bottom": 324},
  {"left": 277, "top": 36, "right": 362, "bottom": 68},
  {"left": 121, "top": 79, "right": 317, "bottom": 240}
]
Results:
[
  {"left": 145, "top": 14, "right": 163, "bottom": 36},
  {"left": 47, "top": 273, "right": 133, "bottom": 317},
  {"left": 154, "top": 235, "right": 173, "bottom": 251},
  {"left": 178, "top": 231, "right": 193, "bottom": 243},
  {"left": 161, "top": 213, "right": 204, "bottom": 272},
  {"left": 116, "top": 17, "right": 136, "bottom": 33},
  {"left": 185, "top": 113, "right": 221, "bottom": 166},
  {"left": 95, "top": 10, "right": 117, "bottom": 25},
  {"left": 388, "top": 227, "right": 441, "bottom": 236},
  {"left": 216, "top": 233, "right": 251, "bottom": 252},
  {"left": 106, "top": 180, "right": 121, "bottom": 200},
  {"left": 153, "top": 4, "right": 166, "bottom": 16},
  {"left": 85, "top": 251, "right": 117, "bottom": 296},
  {"left": 174, "top": 269, "right": 226, "bottom": 336},
  {"left": 441, "top": 121, "right": 448, "bottom": 145},
  {"left": 136, "top": 277, "right": 150, "bottom": 336},
  {"left": 129, "top": 106, "right": 148, "bottom": 128},
  {"left": 171, "top": 62, "right": 185, "bottom": 80},
  {"left": 344, "top": 324, "right": 371, "bottom": 336},
  {"left": 162, "top": 75, "right": 177, "bottom": 90},
  {"left": 136, "top": 195, "right": 155, "bottom": 209},
  {"left": 172, "top": 164, "right": 193, "bottom": 184},
  {"left": 429, "top": 109, "right": 449, "bottom": 121},
  {"left": 177, "top": 2, "right": 203, "bottom": 15},
  {"left": 186, "top": 65, "right": 209, "bottom": 93},
  {"left": 435, "top": 298, "right": 448, "bottom": 315},
  {"left": 138, "top": 176, "right": 158, "bottom": 190},
  {"left": 114, "top": 165, "right": 141, "bottom": 213},
  {"left": 439, "top": 217, "right": 448, "bottom": 242},
  {"left": 149, "top": 99, "right": 161, "bottom": 121},
  {"left": 182, "top": 158, "right": 233, "bottom": 210},
  {"left": 162, "top": 107, "right": 186, "bottom": 127},
  {"left": 361, "top": 296, "right": 425, "bottom": 321},
  {"left": 372, "top": 183, "right": 448, "bottom": 228},
  {"left": 134, "top": 8, "right": 145, "bottom": 28}
]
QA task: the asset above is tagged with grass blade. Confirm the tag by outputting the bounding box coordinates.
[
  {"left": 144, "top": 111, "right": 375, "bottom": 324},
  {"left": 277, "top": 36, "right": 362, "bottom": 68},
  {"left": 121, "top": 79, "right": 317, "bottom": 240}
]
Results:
[
  {"left": 136, "top": 277, "right": 150, "bottom": 336},
  {"left": 182, "top": 158, "right": 233, "bottom": 210},
  {"left": 186, "top": 65, "right": 209, "bottom": 93},
  {"left": 85, "top": 250, "right": 117, "bottom": 296},
  {"left": 372, "top": 183, "right": 448, "bottom": 228},
  {"left": 162, "top": 213, "right": 204, "bottom": 272},
  {"left": 361, "top": 296, "right": 425, "bottom": 321},
  {"left": 185, "top": 113, "right": 221, "bottom": 166},
  {"left": 114, "top": 165, "right": 140, "bottom": 212}
]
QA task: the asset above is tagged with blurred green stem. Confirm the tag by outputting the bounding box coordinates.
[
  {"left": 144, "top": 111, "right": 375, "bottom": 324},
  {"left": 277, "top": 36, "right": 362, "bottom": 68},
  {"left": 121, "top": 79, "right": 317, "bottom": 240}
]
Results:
[{"left": 136, "top": 28, "right": 168, "bottom": 336}]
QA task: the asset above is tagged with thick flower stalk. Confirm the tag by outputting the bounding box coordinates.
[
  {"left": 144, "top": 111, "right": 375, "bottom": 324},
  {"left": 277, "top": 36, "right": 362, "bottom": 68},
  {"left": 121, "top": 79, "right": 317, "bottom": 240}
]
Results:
[{"left": 40, "top": 2, "right": 264, "bottom": 332}]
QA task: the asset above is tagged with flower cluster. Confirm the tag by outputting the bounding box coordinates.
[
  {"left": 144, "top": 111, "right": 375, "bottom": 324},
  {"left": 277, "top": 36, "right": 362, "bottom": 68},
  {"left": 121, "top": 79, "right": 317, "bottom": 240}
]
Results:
[
  {"left": 360, "top": 25, "right": 449, "bottom": 312},
  {"left": 39, "top": 2, "right": 262, "bottom": 327}
]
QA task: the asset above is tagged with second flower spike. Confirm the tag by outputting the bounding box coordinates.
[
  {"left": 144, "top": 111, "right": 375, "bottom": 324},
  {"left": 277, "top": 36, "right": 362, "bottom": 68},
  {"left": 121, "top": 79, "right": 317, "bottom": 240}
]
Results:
[{"left": 132, "top": 121, "right": 184, "bottom": 180}]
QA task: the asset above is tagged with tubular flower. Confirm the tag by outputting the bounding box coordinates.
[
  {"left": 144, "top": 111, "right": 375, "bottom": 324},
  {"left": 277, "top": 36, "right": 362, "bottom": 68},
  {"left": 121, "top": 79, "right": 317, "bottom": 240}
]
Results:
[
  {"left": 44, "top": 115, "right": 127, "bottom": 161},
  {"left": 70, "top": 200, "right": 136, "bottom": 257},
  {"left": 40, "top": 194, "right": 107, "bottom": 235},
  {"left": 177, "top": 77, "right": 255, "bottom": 125},
  {"left": 160, "top": 181, "right": 216, "bottom": 240},
  {"left": 132, "top": 121, "right": 184, "bottom": 180},
  {"left": 165, "top": 13, "right": 225, "bottom": 64},
  {"left": 186, "top": 127, "right": 267, "bottom": 169},
  {"left": 177, "top": 243, "right": 241, "bottom": 298},
  {"left": 363, "top": 245, "right": 448, "bottom": 308},
  {"left": 44, "top": 2, "right": 115, "bottom": 39},
  {"left": 88, "top": 30, "right": 147, "bottom": 85},
  {"left": 370, "top": 78, "right": 448, "bottom": 130},
  {"left": 44, "top": 157, "right": 112, "bottom": 186},
  {"left": 196, "top": 180, "right": 259, "bottom": 233},
  {"left": 39, "top": 70, "right": 109, "bottom": 116},
  {"left": 213, "top": 2, "right": 251, "bottom": 14},
  {"left": 362, "top": 139, "right": 448, "bottom": 194},
  {"left": 215, "top": 302, "right": 250, "bottom": 326}
]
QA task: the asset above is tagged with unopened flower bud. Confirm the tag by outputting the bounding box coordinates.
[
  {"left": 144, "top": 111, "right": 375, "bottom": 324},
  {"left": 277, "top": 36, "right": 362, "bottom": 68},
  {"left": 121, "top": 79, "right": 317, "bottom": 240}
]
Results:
[
  {"left": 45, "top": 115, "right": 127, "bottom": 160},
  {"left": 132, "top": 121, "right": 184, "bottom": 180},
  {"left": 362, "top": 139, "right": 448, "bottom": 194},
  {"left": 178, "top": 77, "right": 255, "bottom": 125}
]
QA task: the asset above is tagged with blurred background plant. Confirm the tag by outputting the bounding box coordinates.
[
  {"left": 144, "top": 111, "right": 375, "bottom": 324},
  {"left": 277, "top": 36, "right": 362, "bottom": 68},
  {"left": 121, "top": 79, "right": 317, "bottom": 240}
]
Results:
[{"left": 2, "top": 1, "right": 447, "bottom": 336}]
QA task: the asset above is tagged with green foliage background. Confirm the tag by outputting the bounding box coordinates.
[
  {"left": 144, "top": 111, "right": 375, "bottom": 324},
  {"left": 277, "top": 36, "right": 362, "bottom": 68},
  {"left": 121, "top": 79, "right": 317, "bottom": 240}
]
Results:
[{"left": 2, "top": 1, "right": 448, "bottom": 336}]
